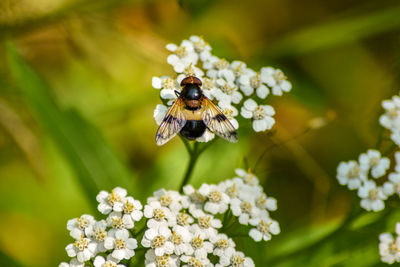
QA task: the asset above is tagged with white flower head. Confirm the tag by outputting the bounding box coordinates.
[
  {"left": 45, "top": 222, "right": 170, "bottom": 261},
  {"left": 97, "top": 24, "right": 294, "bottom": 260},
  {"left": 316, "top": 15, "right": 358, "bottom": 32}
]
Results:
[
  {"left": 198, "top": 183, "right": 230, "bottom": 214},
  {"left": 144, "top": 201, "right": 176, "bottom": 228},
  {"left": 359, "top": 149, "right": 390, "bottom": 178},
  {"left": 180, "top": 255, "right": 212, "bottom": 267},
  {"left": 187, "top": 231, "right": 214, "bottom": 259},
  {"left": 93, "top": 255, "right": 125, "bottom": 267},
  {"left": 148, "top": 189, "right": 183, "bottom": 214},
  {"left": 170, "top": 225, "right": 193, "bottom": 255},
  {"left": 104, "top": 229, "right": 137, "bottom": 261},
  {"left": 337, "top": 161, "right": 367, "bottom": 190},
  {"left": 235, "top": 168, "right": 260, "bottom": 186},
  {"left": 383, "top": 173, "right": 400, "bottom": 197},
  {"left": 190, "top": 211, "right": 222, "bottom": 239},
  {"left": 230, "top": 198, "right": 259, "bottom": 225},
  {"left": 121, "top": 196, "right": 143, "bottom": 228},
  {"left": 241, "top": 99, "right": 275, "bottom": 132},
  {"left": 96, "top": 187, "right": 127, "bottom": 215},
  {"left": 380, "top": 95, "right": 400, "bottom": 132},
  {"left": 249, "top": 217, "right": 280, "bottom": 242},
  {"left": 166, "top": 40, "right": 199, "bottom": 73},
  {"left": 106, "top": 212, "right": 133, "bottom": 233},
  {"left": 260, "top": 67, "right": 291, "bottom": 96},
  {"left": 141, "top": 225, "right": 174, "bottom": 256},
  {"left": 218, "top": 251, "right": 254, "bottom": 267},
  {"left": 67, "top": 215, "right": 95, "bottom": 240},
  {"left": 239, "top": 69, "right": 269, "bottom": 98},
  {"left": 210, "top": 233, "right": 236, "bottom": 259},
  {"left": 59, "top": 259, "right": 86, "bottom": 267},
  {"left": 145, "top": 249, "right": 180, "bottom": 267},
  {"left": 65, "top": 235, "right": 96, "bottom": 263},
  {"left": 190, "top": 35, "right": 212, "bottom": 61},
  {"left": 90, "top": 220, "right": 108, "bottom": 253},
  {"left": 215, "top": 78, "right": 242, "bottom": 105},
  {"left": 358, "top": 180, "right": 387, "bottom": 212},
  {"left": 379, "top": 230, "right": 400, "bottom": 264}
]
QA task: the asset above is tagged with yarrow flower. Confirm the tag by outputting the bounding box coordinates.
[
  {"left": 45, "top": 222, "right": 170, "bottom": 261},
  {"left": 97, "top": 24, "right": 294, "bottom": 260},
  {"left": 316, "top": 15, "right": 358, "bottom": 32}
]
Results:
[
  {"left": 335, "top": 92, "right": 400, "bottom": 213},
  {"left": 379, "top": 223, "right": 400, "bottom": 264},
  {"left": 152, "top": 35, "right": 292, "bottom": 142},
  {"left": 60, "top": 166, "right": 277, "bottom": 266}
]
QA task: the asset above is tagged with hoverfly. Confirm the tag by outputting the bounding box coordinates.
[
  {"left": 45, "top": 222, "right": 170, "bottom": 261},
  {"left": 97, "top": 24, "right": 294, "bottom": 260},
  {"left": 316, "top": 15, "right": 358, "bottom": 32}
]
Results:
[{"left": 155, "top": 76, "right": 238, "bottom": 146}]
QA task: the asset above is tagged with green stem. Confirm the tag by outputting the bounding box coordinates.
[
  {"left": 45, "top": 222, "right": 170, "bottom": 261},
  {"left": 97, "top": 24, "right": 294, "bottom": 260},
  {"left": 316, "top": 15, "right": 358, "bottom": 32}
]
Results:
[{"left": 179, "top": 141, "right": 200, "bottom": 193}]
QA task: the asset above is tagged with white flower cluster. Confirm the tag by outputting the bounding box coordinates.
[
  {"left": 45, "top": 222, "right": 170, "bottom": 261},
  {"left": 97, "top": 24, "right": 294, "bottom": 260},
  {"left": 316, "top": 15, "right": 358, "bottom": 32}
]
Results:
[
  {"left": 379, "top": 223, "right": 400, "bottom": 264},
  {"left": 59, "top": 187, "right": 143, "bottom": 267},
  {"left": 380, "top": 94, "right": 400, "bottom": 146},
  {"left": 337, "top": 149, "right": 391, "bottom": 211},
  {"left": 142, "top": 187, "right": 255, "bottom": 267},
  {"left": 336, "top": 93, "right": 400, "bottom": 212},
  {"left": 153, "top": 35, "right": 292, "bottom": 139},
  {"left": 59, "top": 169, "right": 279, "bottom": 266}
]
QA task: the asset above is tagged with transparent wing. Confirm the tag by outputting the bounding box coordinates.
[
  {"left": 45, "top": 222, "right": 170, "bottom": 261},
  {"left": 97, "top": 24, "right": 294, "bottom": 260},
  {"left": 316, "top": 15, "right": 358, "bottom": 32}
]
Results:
[
  {"left": 201, "top": 97, "right": 238, "bottom": 143},
  {"left": 155, "top": 98, "right": 187, "bottom": 146}
]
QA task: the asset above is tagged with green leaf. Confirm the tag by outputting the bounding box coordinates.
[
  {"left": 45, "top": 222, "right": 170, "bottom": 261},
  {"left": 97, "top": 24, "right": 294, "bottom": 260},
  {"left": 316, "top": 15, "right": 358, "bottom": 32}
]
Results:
[
  {"left": 0, "top": 250, "right": 25, "bottom": 267},
  {"left": 6, "top": 41, "right": 136, "bottom": 210},
  {"left": 265, "top": 5, "right": 400, "bottom": 58}
]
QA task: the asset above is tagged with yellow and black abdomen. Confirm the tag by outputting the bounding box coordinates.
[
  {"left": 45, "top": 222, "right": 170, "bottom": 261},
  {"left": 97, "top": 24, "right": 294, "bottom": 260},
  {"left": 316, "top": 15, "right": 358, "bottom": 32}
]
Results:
[{"left": 180, "top": 107, "right": 206, "bottom": 140}]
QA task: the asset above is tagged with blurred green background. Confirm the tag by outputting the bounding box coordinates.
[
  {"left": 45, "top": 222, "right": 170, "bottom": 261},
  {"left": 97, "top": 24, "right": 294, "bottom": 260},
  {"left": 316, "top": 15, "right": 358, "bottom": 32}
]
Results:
[{"left": 1, "top": 0, "right": 400, "bottom": 266}]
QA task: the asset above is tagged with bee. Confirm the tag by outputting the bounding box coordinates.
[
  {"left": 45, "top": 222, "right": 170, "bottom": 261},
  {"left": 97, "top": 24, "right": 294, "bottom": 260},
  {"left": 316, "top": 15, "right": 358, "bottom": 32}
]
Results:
[{"left": 156, "top": 76, "right": 238, "bottom": 146}]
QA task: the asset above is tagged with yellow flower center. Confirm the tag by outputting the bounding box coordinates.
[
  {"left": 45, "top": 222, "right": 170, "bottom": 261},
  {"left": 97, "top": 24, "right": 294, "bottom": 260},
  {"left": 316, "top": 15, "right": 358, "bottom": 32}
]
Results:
[
  {"left": 177, "top": 212, "right": 190, "bottom": 226},
  {"left": 253, "top": 106, "right": 265, "bottom": 120},
  {"left": 203, "top": 77, "right": 215, "bottom": 90},
  {"left": 226, "top": 184, "right": 238, "bottom": 198},
  {"left": 188, "top": 257, "right": 204, "bottom": 267},
  {"left": 217, "top": 238, "right": 229, "bottom": 249},
  {"left": 256, "top": 194, "right": 267, "bottom": 209},
  {"left": 232, "top": 62, "right": 245, "bottom": 77},
  {"left": 250, "top": 73, "right": 261, "bottom": 88},
  {"left": 162, "top": 78, "right": 176, "bottom": 89},
  {"left": 94, "top": 227, "right": 106, "bottom": 242},
  {"left": 215, "top": 59, "right": 229, "bottom": 70},
  {"left": 77, "top": 217, "right": 89, "bottom": 230},
  {"left": 111, "top": 217, "right": 124, "bottom": 229},
  {"left": 192, "top": 235, "right": 204, "bottom": 249},
  {"left": 152, "top": 235, "right": 166, "bottom": 248},
  {"left": 193, "top": 37, "right": 208, "bottom": 53},
  {"left": 74, "top": 235, "right": 89, "bottom": 251},
  {"left": 258, "top": 220, "right": 272, "bottom": 235},
  {"left": 231, "top": 254, "right": 245, "bottom": 266},
  {"left": 103, "top": 261, "right": 118, "bottom": 267},
  {"left": 160, "top": 194, "right": 173, "bottom": 207},
  {"left": 115, "top": 238, "right": 126, "bottom": 250},
  {"left": 153, "top": 208, "right": 165, "bottom": 221},
  {"left": 241, "top": 201, "right": 252, "bottom": 214},
  {"left": 156, "top": 255, "right": 170, "bottom": 267},
  {"left": 175, "top": 46, "right": 188, "bottom": 58},
  {"left": 171, "top": 231, "right": 183, "bottom": 245},
  {"left": 107, "top": 190, "right": 121, "bottom": 206},
  {"left": 124, "top": 200, "right": 135, "bottom": 214},
  {"left": 221, "top": 83, "right": 237, "bottom": 95},
  {"left": 273, "top": 70, "right": 287, "bottom": 84},
  {"left": 208, "top": 190, "right": 222, "bottom": 202},
  {"left": 198, "top": 216, "right": 211, "bottom": 229}
]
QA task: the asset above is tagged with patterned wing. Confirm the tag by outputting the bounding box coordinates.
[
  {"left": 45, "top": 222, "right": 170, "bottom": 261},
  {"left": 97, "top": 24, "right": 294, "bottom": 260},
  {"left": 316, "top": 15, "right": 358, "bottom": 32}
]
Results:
[
  {"left": 201, "top": 97, "right": 238, "bottom": 143},
  {"left": 155, "top": 98, "right": 187, "bottom": 146}
]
